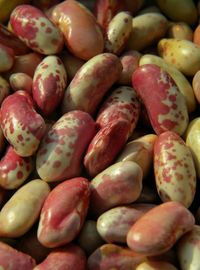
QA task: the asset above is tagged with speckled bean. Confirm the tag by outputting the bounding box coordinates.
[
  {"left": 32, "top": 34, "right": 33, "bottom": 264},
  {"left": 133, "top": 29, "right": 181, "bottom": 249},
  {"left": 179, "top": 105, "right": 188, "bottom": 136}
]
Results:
[
  {"left": 105, "top": 11, "right": 132, "bottom": 55},
  {"left": 192, "top": 70, "right": 200, "bottom": 104},
  {"left": 139, "top": 54, "right": 196, "bottom": 113},
  {"left": 0, "top": 241, "right": 36, "bottom": 270},
  {"left": 154, "top": 131, "right": 196, "bottom": 208},
  {"left": 156, "top": 0, "right": 197, "bottom": 25},
  {"left": 36, "top": 110, "right": 96, "bottom": 182},
  {"left": 132, "top": 64, "right": 189, "bottom": 135},
  {"left": 89, "top": 161, "right": 143, "bottom": 216},
  {"left": 0, "top": 145, "right": 33, "bottom": 189},
  {"left": 9, "top": 73, "right": 32, "bottom": 94},
  {"left": 0, "top": 76, "right": 10, "bottom": 105},
  {"left": 136, "top": 261, "right": 178, "bottom": 270},
  {"left": 49, "top": 0, "right": 104, "bottom": 60},
  {"left": 0, "top": 43, "right": 14, "bottom": 72},
  {"left": 0, "top": 179, "right": 50, "bottom": 238},
  {"left": 0, "top": 23, "right": 30, "bottom": 55},
  {"left": 0, "top": 91, "right": 46, "bottom": 157},
  {"left": 78, "top": 220, "right": 105, "bottom": 255},
  {"left": 32, "top": 55, "right": 67, "bottom": 116},
  {"left": 10, "top": 4, "right": 64, "bottom": 55},
  {"left": 118, "top": 50, "right": 142, "bottom": 85},
  {"left": 87, "top": 244, "right": 146, "bottom": 270},
  {"left": 177, "top": 225, "right": 200, "bottom": 270},
  {"left": 62, "top": 53, "right": 122, "bottom": 115},
  {"left": 97, "top": 204, "right": 155, "bottom": 244},
  {"left": 185, "top": 117, "right": 200, "bottom": 178},
  {"left": 37, "top": 177, "right": 90, "bottom": 248},
  {"left": 0, "top": 125, "right": 5, "bottom": 153},
  {"left": 33, "top": 244, "right": 86, "bottom": 270},
  {"left": 116, "top": 134, "right": 157, "bottom": 178},
  {"left": 127, "top": 201, "right": 195, "bottom": 256},
  {"left": 158, "top": 38, "right": 200, "bottom": 76},
  {"left": 84, "top": 86, "right": 140, "bottom": 176},
  {"left": 126, "top": 13, "right": 168, "bottom": 51}
]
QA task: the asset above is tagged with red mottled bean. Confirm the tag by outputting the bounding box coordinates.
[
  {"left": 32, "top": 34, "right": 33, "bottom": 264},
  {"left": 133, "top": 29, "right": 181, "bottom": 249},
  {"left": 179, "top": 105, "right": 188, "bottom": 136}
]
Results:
[
  {"left": 9, "top": 73, "right": 32, "bottom": 94},
  {"left": 97, "top": 204, "right": 155, "bottom": 243},
  {"left": 0, "top": 91, "right": 46, "bottom": 157},
  {"left": 154, "top": 131, "right": 196, "bottom": 208},
  {"left": 49, "top": 0, "right": 104, "bottom": 60},
  {"left": 0, "top": 23, "right": 30, "bottom": 55},
  {"left": 33, "top": 244, "right": 86, "bottom": 270},
  {"left": 136, "top": 261, "right": 178, "bottom": 270},
  {"left": 132, "top": 64, "right": 188, "bottom": 135},
  {"left": 87, "top": 244, "right": 146, "bottom": 270},
  {"left": 84, "top": 86, "right": 140, "bottom": 176},
  {"left": 32, "top": 55, "right": 67, "bottom": 116},
  {"left": 0, "top": 145, "right": 33, "bottom": 189},
  {"left": 0, "top": 43, "right": 14, "bottom": 72},
  {"left": 90, "top": 161, "right": 143, "bottom": 216},
  {"left": 36, "top": 110, "right": 96, "bottom": 182},
  {"left": 62, "top": 53, "right": 122, "bottom": 115},
  {"left": 127, "top": 201, "right": 195, "bottom": 256},
  {"left": 0, "top": 241, "right": 36, "bottom": 270},
  {"left": 37, "top": 177, "right": 90, "bottom": 248},
  {"left": 10, "top": 4, "right": 64, "bottom": 55},
  {"left": 0, "top": 180, "right": 50, "bottom": 238}
]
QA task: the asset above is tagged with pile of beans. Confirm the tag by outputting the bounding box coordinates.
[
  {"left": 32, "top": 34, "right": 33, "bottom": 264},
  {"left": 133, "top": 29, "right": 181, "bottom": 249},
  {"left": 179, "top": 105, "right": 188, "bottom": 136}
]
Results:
[{"left": 1, "top": 0, "right": 200, "bottom": 269}]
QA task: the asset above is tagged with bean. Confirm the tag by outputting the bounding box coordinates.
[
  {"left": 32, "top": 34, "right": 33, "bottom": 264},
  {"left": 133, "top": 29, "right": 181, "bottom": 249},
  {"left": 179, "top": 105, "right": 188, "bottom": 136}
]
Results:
[
  {"left": 9, "top": 72, "right": 33, "bottom": 94},
  {"left": 127, "top": 201, "right": 195, "bottom": 256},
  {"left": 10, "top": 4, "right": 64, "bottom": 55},
  {"left": 0, "top": 91, "right": 46, "bottom": 157},
  {"left": 0, "top": 75, "right": 10, "bottom": 105},
  {"left": 136, "top": 261, "right": 178, "bottom": 270},
  {"left": 37, "top": 177, "right": 90, "bottom": 248},
  {"left": 0, "top": 43, "right": 14, "bottom": 72},
  {"left": 0, "top": 179, "right": 50, "bottom": 238}
]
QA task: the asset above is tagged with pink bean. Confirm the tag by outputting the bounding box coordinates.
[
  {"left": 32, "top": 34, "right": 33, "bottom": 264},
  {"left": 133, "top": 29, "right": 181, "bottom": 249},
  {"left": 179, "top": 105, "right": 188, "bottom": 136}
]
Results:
[
  {"left": 0, "top": 91, "right": 46, "bottom": 157},
  {"left": 10, "top": 4, "right": 64, "bottom": 55},
  {"left": 49, "top": 0, "right": 104, "bottom": 60},
  {"left": 127, "top": 201, "right": 195, "bottom": 256},
  {"left": 37, "top": 177, "right": 90, "bottom": 248}
]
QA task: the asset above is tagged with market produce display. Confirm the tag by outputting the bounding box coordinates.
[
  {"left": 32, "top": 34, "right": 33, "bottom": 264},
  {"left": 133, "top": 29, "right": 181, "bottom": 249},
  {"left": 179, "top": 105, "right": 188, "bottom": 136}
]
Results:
[{"left": 1, "top": 0, "right": 200, "bottom": 269}]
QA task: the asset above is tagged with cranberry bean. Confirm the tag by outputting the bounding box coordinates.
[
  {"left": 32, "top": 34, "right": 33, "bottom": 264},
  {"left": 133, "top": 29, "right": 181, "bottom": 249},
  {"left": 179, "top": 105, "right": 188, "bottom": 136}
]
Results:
[
  {"left": 154, "top": 131, "right": 196, "bottom": 208},
  {"left": 0, "top": 145, "right": 33, "bottom": 189},
  {"left": 97, "top": 204, "right": 155, "bottom": 244},
  {"left": 0, "top": 75, "right": 10, "bottom": 105},
  {"left": 132, "top": 64, "right": 189, "bottom": 135},
  {"left": 32, "top": 55, "right": 67, "bottom": 116},
  {"left": 0, "top": 241, "right": 36, "bottom": 270},
  {"left": 33, "top": 244, "right": 86, "bottom": 270},
  {"left": 10, "top": 4, "right": 64, "bottom": 55},
  {"left": 62, "top": 53, "right": 122, "bottom": 115},
  {"left": 87, "top": 244, "right": 146, "bottom": 270},
  {"left": 0, "top": 91, "right": 46, "bottom": 157},
  {"left": 84, "top": 86, "right": 140, "bottom": 176},
  {"left": 136, "top": 261, "right": 178, "bottom": 270},
  {"left": 37, "top": 177, "right": 90, "bottom": 248},
  {"left": 36, "top": 110, "right": 96, "bottom": 182},
  {"left": 9, "top": 73, "right": 32, "bottom": 94},
  {"left": 127, "top": 201, "right": 195, "bottom": 256},
  {"left": 49, "top": 0, "right": 104, "bottom": 60},
  {"left": 177, "top": 225, "right": 200, "bottom": 270},
  {"left": 90, "top": 161, "right": 143, "bottom": 216},
  {"left": 0, "top": 23, "right": 30, "bottom": 55},
  {"left": 0, "top": 43, "right": 14, "bottom": 72},
  {"left": 0, "top": 179, "right": 50, "bottom": 238}
]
